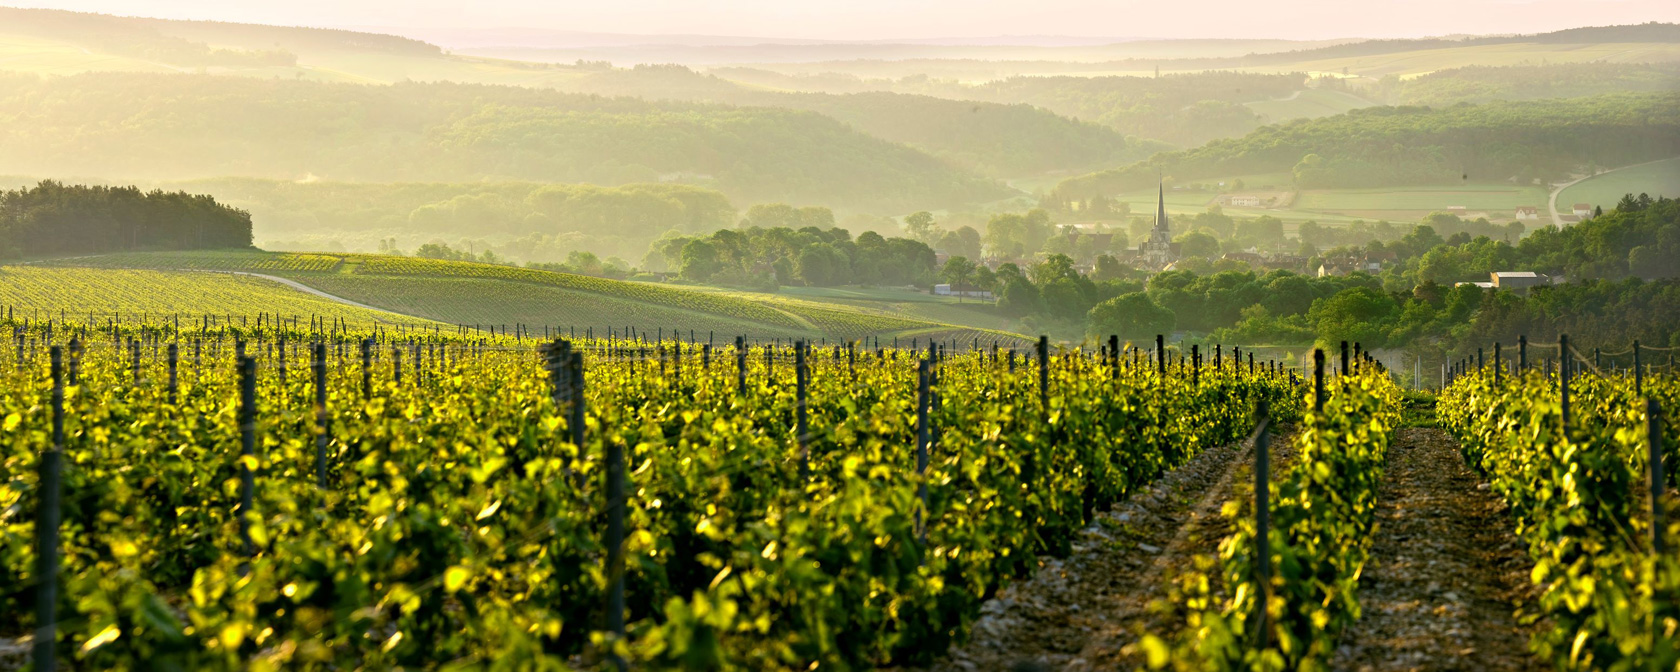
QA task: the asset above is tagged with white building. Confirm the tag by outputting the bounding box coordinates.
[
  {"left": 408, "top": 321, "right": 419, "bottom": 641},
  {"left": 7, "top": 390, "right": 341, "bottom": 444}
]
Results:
[
  {"left": 933, "top": 284, "right": 994, "bottom": 300},
  {"left": 1515, "top": 206, "right": 1540, "bottom": 220}
]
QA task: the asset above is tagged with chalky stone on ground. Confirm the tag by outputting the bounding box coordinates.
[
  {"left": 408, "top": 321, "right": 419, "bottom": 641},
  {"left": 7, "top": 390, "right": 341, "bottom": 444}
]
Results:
[{"left": 1333, "top": 427, "right": 1542, "bottom": 672}]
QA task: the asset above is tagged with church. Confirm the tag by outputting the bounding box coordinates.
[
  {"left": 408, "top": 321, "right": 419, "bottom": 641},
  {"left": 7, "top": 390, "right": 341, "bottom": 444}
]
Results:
[{"left": 1137, "top": 182, "right": 1179, "bottom": 268}]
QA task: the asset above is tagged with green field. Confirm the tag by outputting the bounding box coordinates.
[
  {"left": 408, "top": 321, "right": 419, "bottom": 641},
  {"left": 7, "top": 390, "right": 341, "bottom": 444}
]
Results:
[
  {"left": 0, "top": 33, "right": 178, "bottom": 76},
  {"left": 760, "top": 285, "right": 1025, "bottom": 333},
  {"left": 44, "top": 250, "right": 1031, "bottom": 343},
  {"left": 295, "top": 274, "right": 804, "bottom": 339},
  {"left": 1245, "top": 88, "right": 1376, "bottom": 122},
  {"left": 1293, "top": 184, "right": 1549, "bottom": 218},
  {"left": 1558, "top": 157, "right": 1680, "bottom": 210},
  {"left": 0, "top": 266, "right": 429, "bottom": 326}
]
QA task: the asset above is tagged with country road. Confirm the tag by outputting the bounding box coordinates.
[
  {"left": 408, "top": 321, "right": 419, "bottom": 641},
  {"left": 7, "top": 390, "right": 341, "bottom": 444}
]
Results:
[{"left": 228, "top": 271, "right": 387, "bottom": 312}]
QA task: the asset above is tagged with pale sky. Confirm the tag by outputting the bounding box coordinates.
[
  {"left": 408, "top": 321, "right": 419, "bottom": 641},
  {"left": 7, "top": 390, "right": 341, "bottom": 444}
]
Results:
[{"left": 5, "top": 0, "right": 1677, "bottom": 42}]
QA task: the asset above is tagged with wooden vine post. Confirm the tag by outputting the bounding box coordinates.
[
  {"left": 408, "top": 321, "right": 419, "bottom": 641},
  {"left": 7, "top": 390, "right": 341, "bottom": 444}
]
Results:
[
  {"left": 1251, "top": 399, "right": 1272, "bottom": 651},
  {"left": 313, "top": 343, "right": 329, "bottom": 488},
  {"left": 1560, "top": 334, "right": 1571, "bottom": 430},
  {"left": 735, "top": 336, "right": 747, "bottom": 395},
  {"left": 237, "top": 355, "right": 257, "bottom": 563},
  {"left": 916, "top": 359, "right": 931, "bottom": 543},
  {"left": 32, "top": 348, "right": 65, "bottom": 672},
  {"left": 167, "top": 342, "right": 179, "bottom": 404},
  {"left": 1648, "top": 399, "right": 1666, "bottom": 555},
  {"left": 1313, "top": 348, "right": 1326, "bottom": 413},
  {"left": 796, "top": 341, "right": 810, "bottom": 480},
  {"left": 1037, "top": 336, "right": 1050, "bottom": 410},
  {"left": 360, "top": 339, "right": 372, "bottom": 399}
]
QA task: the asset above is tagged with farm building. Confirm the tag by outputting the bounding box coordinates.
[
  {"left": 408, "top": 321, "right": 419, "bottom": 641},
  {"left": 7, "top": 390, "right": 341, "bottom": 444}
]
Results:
[
  {"left": 933, "top": 284, "right": 994, "bottom": 300},
  {"left": 1226, "top": 195, "right": 1264, "bottom": 207},
  {"left": 1514, "top": 206, "right": 1541, "bottom": 220},
  {"left": 1573, "top": 203, "right": 1592, "bottom": 217},
  {"left": 1490, "top": 271, "right": 1550, "bottom": 292}
]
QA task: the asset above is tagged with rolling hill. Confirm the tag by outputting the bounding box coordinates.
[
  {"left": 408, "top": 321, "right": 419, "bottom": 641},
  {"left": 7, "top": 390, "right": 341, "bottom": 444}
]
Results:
[
  {"left": 538, "top": 65, "right": 1164, "bottom": 178},
  {"left": 44, "top": 250, "right": 1035, "bottom": 345},
  {"left": 1052, "top": 93, "right": 1680, "bottom": 200},
  {"left": 0, "top": 7, "right": 1152, "bottom": 186},
  {"left": 0, "top": 70, "right": 1010, "bottom": 213}
]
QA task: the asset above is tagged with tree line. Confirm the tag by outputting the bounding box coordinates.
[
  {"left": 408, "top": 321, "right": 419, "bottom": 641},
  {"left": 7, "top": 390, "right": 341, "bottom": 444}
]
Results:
[
  {"left": 645, "top": 205, "right": 937, "bottom": 289},
  {"left": 0, "top": 181, "right": 252, "bottom": 259}
]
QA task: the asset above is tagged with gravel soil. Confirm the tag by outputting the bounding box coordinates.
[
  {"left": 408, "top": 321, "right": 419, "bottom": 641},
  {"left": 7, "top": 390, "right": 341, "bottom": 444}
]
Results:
[
  {"left": 922, "top": 426, "right": 1296, "bottom": 672},
  {"left": 1332, "top": 426, "right": 1543, "bottom": 672}
]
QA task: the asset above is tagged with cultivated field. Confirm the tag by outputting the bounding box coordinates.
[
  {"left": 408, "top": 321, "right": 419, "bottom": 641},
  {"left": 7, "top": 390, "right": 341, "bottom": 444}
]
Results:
[
  {"left": 1245, "top": 88, "right": 1376, "bottom": 121},
  {"left": 0, "top": 266, "right": 426, "bottom": 327},
  {"left": 1293, "top": 184, "right": 1549, "bottom": 220},
  {"left": 42, "top": 251, "right": 1029, "bottom": 343},
  {"left": 1557, "top": 157, "right": 1680, "bottom": 210}
]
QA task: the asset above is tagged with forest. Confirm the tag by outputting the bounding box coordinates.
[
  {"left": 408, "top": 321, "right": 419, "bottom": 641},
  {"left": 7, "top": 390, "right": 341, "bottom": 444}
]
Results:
[
  {"left": 0, "top": 181, "right": 253, "bottom": 259},
  {"left": 645, "top": 205, "right": 938, "bottom": 288},
  {"left": 1053, "top": 93, "right": 1680, "bottom": 199}
]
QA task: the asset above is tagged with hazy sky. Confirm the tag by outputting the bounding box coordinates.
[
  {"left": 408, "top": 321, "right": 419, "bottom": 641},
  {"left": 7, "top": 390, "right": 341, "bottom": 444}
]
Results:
[{"left": 7, "top": 0, "right": 1678, "bottom": 42}]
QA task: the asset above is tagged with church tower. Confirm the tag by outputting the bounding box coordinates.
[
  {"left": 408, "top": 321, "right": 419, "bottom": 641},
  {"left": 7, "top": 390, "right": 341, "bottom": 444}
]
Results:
[{"left": 1139, "top": 181, "right": 1177, "bottom": 267}]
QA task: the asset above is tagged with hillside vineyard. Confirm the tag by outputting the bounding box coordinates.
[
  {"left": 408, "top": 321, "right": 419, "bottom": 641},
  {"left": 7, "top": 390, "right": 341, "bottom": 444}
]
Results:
[{"left": 0, "top": 314, "right": 1326, "bottom": 669}]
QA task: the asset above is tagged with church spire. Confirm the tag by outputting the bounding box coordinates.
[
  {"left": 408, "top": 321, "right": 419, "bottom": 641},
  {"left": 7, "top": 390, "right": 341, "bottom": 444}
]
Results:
[{"left": 1155, "top": 180, "right": 1169, "bottom": 233}]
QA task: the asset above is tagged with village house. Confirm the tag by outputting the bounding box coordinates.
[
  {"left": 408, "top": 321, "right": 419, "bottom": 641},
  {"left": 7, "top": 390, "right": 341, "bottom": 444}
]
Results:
[
  {"left": 1317, "top": 260, "right": 1360, "bottom": 277},
  {"left": 1316, "top": 250, "right": 1393, "bottom": 277},
  {"left": 1573, "top": 203, "right": 1592, "bottom": 218},
  {"left": 1514, "top": 206, "right": 1541, "bottom": 220}
]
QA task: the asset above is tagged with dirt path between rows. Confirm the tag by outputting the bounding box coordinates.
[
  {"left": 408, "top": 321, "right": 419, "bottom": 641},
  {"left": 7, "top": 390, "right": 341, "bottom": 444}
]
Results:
[
  {"left": 923, "top": 427, "right": 1296, "bottom": 672},
  {"left": 1333, "top": 427, "right": 1542, "bottom": 672}
]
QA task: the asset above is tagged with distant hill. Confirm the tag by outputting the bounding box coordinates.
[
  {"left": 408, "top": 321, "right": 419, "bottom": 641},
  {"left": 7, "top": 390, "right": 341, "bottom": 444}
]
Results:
[
  {"left": 1209, "top": 22, "right": 1680, "bottom": 66},
  {"left": 1375, "top": 62, "right": 1680, "bottom": 106},
  {"left": 1052, "top": 93, "right": 1680, "bottom": 199},
  {"left": 550, "top": 65, "right": 1164, "bottom": 177},
  {"left": 0, "top": 6, "right": 440, "bottom": 67},
  {"left": 0, "top": 8, "right": 1148, "bottom": 184},
  {"left": 0, "top": 71, "right": 1010, "bottom": 213}
]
